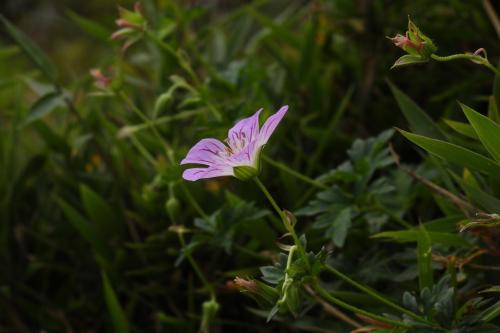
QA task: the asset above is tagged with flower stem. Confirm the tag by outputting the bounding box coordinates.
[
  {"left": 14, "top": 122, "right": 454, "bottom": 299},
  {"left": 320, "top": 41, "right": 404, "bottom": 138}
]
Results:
[
  {"left": 262, "top": 155, "right": 328, "bottom": 190},
  {"left": 324, "top": 264, "right": 431, "bottom": 325},
  {"left": 254, "top": 177, "right": 310, "bottom": 270},
  {"left": 431, "top": 53, "right": 500, "bottom": 76},
  {"left": 178, "top": 232, "right": 216, "bottom": 300},
  {"left": 312, "top": 279, "right": 410, "bottom": 329}
]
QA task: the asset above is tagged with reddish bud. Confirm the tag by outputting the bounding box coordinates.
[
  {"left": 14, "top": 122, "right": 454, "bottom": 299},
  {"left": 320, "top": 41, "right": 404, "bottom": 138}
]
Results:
[
  {"left": 390, "top": 33, "right": 422, "bottom": 51},
  {"left": 115, "top": 18, "right": 140, "bottom": 29},
  {"left": 111, "top": 29, "right": 127, "bottom": 40},
  {"left": 134, "top": 1, "right": 142, "bottom": 13},
  {"left": 90, "top": 68, "right": 112, "bottom": 89},
  {"left": 233, "top": 277, "right": 258, "bottom": 292}
]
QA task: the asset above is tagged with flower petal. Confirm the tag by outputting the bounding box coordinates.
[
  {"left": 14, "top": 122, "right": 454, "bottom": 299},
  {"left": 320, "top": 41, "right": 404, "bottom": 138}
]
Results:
[
  {"left": 227, "top": 109, "right": 262, "bottom": 152},
  {"left": 182, "top": 166, "right": 233, "bottom": 181},
  {"left": 258, "top": 105, "right": 288, "bottom": 145},
  {"left": 228, "top": 139, "right": 259, "bottom": 167},
  {"left": 181, "top": 138, "right": 228, "bottom": 166}
]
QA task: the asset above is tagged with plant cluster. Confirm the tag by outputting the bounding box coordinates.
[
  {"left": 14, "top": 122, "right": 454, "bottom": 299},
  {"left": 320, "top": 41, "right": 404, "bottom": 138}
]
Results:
[{"left": 0, "top": 1, "right": 499, "bottom": 332}]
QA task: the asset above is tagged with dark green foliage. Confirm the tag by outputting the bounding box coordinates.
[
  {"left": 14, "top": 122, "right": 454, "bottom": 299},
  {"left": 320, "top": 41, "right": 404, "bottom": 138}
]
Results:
[{"left": 0, "top": 0, "right": 499, "bottom": 332}]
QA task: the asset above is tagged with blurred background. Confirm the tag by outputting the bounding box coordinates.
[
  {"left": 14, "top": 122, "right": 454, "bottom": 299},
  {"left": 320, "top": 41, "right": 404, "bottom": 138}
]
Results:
[{"left": 0, "top": 0, "right": 499, "bottom": 332}]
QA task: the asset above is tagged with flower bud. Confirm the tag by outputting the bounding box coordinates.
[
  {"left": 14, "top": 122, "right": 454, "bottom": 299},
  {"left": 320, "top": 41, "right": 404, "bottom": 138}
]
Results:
[
  {"left": 389, "top": 18, "right": 437, "bottom": 69},
  {"left": 233, "top": 277, "right": 258, "bottom": 292},
  {"left": 90, "top": 68, "right": 112, "bottom": 89},
  {"left": 200, "top": 299, "right": 219, "bottom": 333},
  {"left": 165, "top": 183, "right": 180, "bottom": 222}
]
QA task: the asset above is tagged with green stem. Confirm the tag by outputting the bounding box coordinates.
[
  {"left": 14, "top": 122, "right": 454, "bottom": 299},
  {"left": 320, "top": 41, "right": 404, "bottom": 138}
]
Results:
[
  {"left": 181, "top": 184, "right": 209, "bottom": 220},
  {"left": 144, "top": 30, "right": 222, "bottom": 121},
  {"left": 262, "top": 155, "right": 328, "bottom": 190},
  {"left": 277, "top": 245, "right": 296, "bottom": 305},
  {"left": 431, "top": 53, "right": 500, "bottom": 76},
  {"left": 373, "top": 203, "right": 412, "bottom": 229},
  {"left": 324, "top": 264, "right": 432, "bottom": 325},
  {"left": 312, "top": 279, "right": 410, "bottom": 328},
  {"left": 254, "top": 177, "right": 310, "bottom": 270},
  {"left": 307, "top": 85, "right": 354, "bottom": 175},
  {"left": 178, "top": 232, "right": 216, "bottom": 300},
  {"left": 129, "top": 134, "right": 157, "bottom": 167}
]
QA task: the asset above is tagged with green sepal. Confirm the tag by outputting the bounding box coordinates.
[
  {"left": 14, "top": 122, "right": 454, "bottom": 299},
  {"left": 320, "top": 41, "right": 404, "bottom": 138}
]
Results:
[
  {"left": 234, "top": 166, "right": 259, "bottom": 181},
  {"left": 407, "top": 18, "right": 437, "bottom": 58},
  {"left": 391, "top": 54, "right": 428, "bottom": 69}
]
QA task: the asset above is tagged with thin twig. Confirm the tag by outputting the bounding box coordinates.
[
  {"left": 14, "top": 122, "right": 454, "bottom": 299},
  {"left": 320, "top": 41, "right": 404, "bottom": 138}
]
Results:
[
  {"left": 482, "top": 0, "right": 500, "bottom": 39},
  {"left": 388, "top": 143, "right": 479, "bottom": 216}
]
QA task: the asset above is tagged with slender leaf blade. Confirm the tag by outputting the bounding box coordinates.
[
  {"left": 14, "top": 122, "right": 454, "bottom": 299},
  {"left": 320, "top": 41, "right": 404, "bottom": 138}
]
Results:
[
  {"left": 389, "top": 81, "right": 446, "bottom": 140},
  {"left": 0, "top": 15, "right": 57, "bottom": 82},
  {"left": 417, "top": 224, "right": 433, "bottom": 290},
  {"left": 102, "top": 271, "right": 129, "bottom": 333},
  {"left": 461, "top": 103, "right": 500, "bottom": 163},
  {"left": 399, "top": 129, "right": 500, "bottom": 179}
]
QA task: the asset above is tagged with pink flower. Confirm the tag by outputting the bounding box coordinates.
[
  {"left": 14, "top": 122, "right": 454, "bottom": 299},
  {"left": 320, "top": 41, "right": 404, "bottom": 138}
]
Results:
[
  {"left": 390, "top": 33, "right": 423, "bottom": 51},
  {"left": 90, "top": 68, "right": 112, "bottom": 89},
  {"left": 181, "top": 106, "right": 289, "bottom": 181}
]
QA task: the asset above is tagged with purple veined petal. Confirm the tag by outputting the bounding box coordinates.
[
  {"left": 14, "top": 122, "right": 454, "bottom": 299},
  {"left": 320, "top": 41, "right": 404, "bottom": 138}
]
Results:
[
  {"left": 228, "top": 139, "right": 259, "bottom": 167},
  {"left": 258, "top": 105, "right": 288, "bottom": 146},
  {"left": 182, "top": 166, "right": 233, "bottom": 181},
  {"left": 227, "top": 109, "right": 262, "bottom": 152},
  {"left": 181, "top": 138, "right": 228, "bottom": 166}
]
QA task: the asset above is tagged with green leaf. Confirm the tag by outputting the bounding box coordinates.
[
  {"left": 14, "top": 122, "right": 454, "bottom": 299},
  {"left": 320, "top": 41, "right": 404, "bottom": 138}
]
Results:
[
  {"left": 417, "top": 224, "right": 433, "bottom": 291},
  {"left": 480, "top": 286, "right": 500, "bottom": 294},
  {"left": 461, "top": 103, "right": 500, "bottom": 163},
  {"left": 459, "top": 181, "right": 500, "bottom": 214},
  {"left": 493, "top": 60, "right": 500, "bottom": 115},
  {"left": 23, "top": 91, "right": 65, "bottom": 125},
  {"left": 389, "top": 81, "right": 446, "bottom": 140},
  {"left": 443, "top": 119, "right": 478, "bottom": 139},
  {"left": 480, "top": 300, "right": 500, "bottom": 322},
  {"left": 80, "top": 184, "right": 122, "bottom": 237},
  {"left": 57, "top": 197, "right": 111, "bottom": 264},
  {"left": 422, "top": 215, "right": 462, "bottom": 232},
  {"left": 330, "top": 207, "right": 352, "bottom": 248},
  {"left": 245, "top": 7, "right": 301, "bottom": 49},
  {"left": 399, "top": 129, "right": 500, "bottom": 179},
  {"left": 391, "top": 54, "right": 428, "bottom": 69},
  {"left": 66, "top": 10, "right": 111, "bottom": 42},
  {"left": 0, "top": 15, "right": 57, "bottom": 82},
  {"left": 372, "top": 230, "right": 471, "bottom": 247},
  {"left": 102, "top": 271, "right": 129, "bottom": 333},
  {"left": 488, "top": 96, "right": 500, "bottom": 124},
  {"left": 32, "top": 120, "right": 70, "bottom": 155}
]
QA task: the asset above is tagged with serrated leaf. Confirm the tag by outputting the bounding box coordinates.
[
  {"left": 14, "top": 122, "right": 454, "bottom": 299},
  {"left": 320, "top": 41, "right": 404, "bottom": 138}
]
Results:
[{"left": 329, "top": 207, "right": 351, "bottom": 247}]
